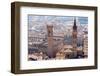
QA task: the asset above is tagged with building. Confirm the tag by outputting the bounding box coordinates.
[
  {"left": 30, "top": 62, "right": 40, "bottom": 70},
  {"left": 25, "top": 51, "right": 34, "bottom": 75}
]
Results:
[
  {"left": 83, "top": 31, "right": 88, "bottom": 57},
  {"left": 72, "top": 19, "right": 77, "bottom": 52},
  {"left": 28, "top": 32, "right": 46, "bottom": 49},
  {"left": 56, "top": 51, "right": 66, "bottom": 59}
]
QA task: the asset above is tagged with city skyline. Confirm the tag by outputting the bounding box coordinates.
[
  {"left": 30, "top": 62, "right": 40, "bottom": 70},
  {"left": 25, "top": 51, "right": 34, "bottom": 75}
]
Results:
[{"left": 28, "top": 15, "right": 88, "bottom": 61}]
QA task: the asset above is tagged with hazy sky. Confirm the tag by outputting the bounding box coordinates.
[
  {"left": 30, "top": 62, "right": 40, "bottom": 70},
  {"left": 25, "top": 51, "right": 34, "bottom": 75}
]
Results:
[
  {"left": 28, "top": 15, "right": 88, "bottom": 25},
  {"left": 28, "top": 15, "right": 88, "bottom": 32}
]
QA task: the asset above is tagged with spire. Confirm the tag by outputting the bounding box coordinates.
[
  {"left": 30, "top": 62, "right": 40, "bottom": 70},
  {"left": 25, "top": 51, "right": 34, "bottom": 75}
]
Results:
[{"left": 73, "top": 18, "right": 77, "bottom": 30}]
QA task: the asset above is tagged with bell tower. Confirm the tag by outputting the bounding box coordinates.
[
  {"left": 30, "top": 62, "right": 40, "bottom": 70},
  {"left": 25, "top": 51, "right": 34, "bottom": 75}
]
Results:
[
  {"left": 72, "top": 19, "right": 77, "bottom": 51},
  {"left": 47, "top": 25, "right": 54, "bottom": 58}
]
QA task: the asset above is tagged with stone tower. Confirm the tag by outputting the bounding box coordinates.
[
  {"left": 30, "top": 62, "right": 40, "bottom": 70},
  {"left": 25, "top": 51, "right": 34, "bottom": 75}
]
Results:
[
  {"left": 83, "top": 30, "right": 88, "bottom": 57},
  {"left": 47, "top": 25, "right": 54, "bottom": 58},
  {"left": 72, "top": 19, "right": 77, "bottom": 52}
]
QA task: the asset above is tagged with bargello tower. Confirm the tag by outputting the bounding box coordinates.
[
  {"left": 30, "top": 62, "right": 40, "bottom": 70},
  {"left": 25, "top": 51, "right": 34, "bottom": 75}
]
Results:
[
  {"left": 72, "top": 19, "right": 77, "bottom": 52},
  {"left": 47, "top": 25, "right": 54, "bottom": 58}
]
